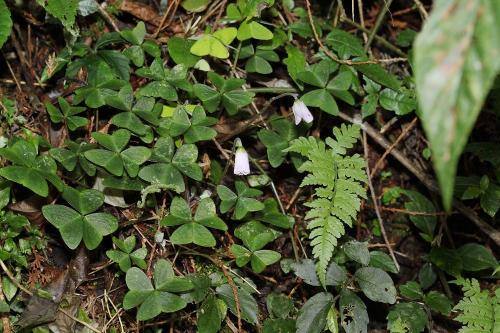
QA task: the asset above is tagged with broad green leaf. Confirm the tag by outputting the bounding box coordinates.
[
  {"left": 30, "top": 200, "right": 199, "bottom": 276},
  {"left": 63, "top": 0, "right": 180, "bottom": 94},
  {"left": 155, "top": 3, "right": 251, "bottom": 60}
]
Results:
[
  {"left": 296, "top": 292, "right": 333, "bottom": 333},
  {"left": 266, "top": 292, "right": 294, "bottom": 319},
  {"left": 418, "top": 263, "right": 437, "bottom": 290},
  {"left": 84, "top": 149, "right": 123, "bottom": 176},
  {"left": 232, "top": 244, "right": 252, "bottom": 267},
  {"left": 325, "top": 29, "right": 365, "bottom": 59},
  {"left": 457, "top": 243, "right": 497, "bottom": 271},
  {"left": 120, "top": 22, "right": 146, "bottom": 45},
  {"left": 153, "top": 259, "right": 175, "bottom": 288},
  {"left": 354, "top": 267, "right": 396, "bottom": 304},
  {"left": 191, "top": 28, "right": 237, "bottom": 59},
  {"left": 289, "top": 259, "right": 320, "bottom": 286},
  {"left": 234, "top": 220, "right": 280, "bottom": 251},
  {"left": 379, "top": 88, "right": 416, "bottom": 115},
  {"left": 91, "top": 129, "right": 130, "bottom": 152},
  {"left": 216, "top": 284, "right": 258, "bottom": 324},
  {"left": 424, "top": 291, "right": 452, "bottom": 315},
  {"left": 251, "top": 250, "right": 280, "bottom": 273},
  {"left": 111, "top": 112, "right": 149, "bottom": 136},
  {"left": 343, "top": 241, "right": 369, "bottom": 266},
  {"left": 429, "top": 247, "right": 463, "bottom": 277},
  {"left": 246, "top": 55, "right": 272, "bottom": 74},
  {"left": 339, "top": 290, "right": 368, "bottom": 333},
  {"left": 193, "top": 84, "right": 221, "bottom": 112},
  {"left": 353, "top": 61, "right": 401, "bottom": 90},
  {"left": 0, "top": 0, "right": 12, "bottom": 49},
  {"left": 198, "top": 294, "right": 225, "bottom": 333},
  {"left": 369, "top": 251, "right": 398, "bottom": 274},
  {"left": 283, "top": 46, "right": 306, "bottom": 88},
  {"left": 414, "top": 0, "right": 500, "bottom": 209},
  {"left": 301, "top": 89, "right": 338, "bottom": 115},
  {"left": 399, "top": 281, "right": 423, "bottom": 300},
  {"left": 401, "top": 190, "right": 437, "bottom": 240},
  {"left": 387, "top": 302, "right": 427, "bottom": 333}
]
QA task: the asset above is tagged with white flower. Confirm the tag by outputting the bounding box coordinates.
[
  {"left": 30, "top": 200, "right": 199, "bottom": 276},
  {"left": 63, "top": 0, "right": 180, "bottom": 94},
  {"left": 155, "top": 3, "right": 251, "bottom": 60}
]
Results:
[
  {"left": 292, "top": 99, "right": 314, "bottom": 125},
  {"left": 234, "top": 138, "right": 250, "bottom": 176}
]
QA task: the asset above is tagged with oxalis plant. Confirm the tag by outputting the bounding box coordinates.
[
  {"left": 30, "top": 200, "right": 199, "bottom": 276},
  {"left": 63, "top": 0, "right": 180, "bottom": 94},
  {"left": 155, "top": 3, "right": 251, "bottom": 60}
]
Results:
[{"left": 0, "top": 0, "right": 499, "bottom": 332}]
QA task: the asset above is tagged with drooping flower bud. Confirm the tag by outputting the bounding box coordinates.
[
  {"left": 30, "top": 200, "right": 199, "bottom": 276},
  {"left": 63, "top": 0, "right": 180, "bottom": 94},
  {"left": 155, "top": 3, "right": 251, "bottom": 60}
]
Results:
[
  {"left": 292, "top": 99, "right": 314, "bottom": 125},
  {"left": 233, "top": 138, "right": 250, "bottom": 176}
]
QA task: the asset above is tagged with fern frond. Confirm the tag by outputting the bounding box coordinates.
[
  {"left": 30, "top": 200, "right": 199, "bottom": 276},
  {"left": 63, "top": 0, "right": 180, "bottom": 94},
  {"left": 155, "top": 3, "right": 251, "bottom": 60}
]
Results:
[
  {"left": 288, "top": 124, "right": 366, "bottom": 285},
  {"left": 285, "top": 136, "right": 321, "bottom": 156},
  {"left": 326, "top": 123, "right": 361, "bottom": 155},
  {"left": 453, "top": 277, "right": 499, "bottom": 333}
]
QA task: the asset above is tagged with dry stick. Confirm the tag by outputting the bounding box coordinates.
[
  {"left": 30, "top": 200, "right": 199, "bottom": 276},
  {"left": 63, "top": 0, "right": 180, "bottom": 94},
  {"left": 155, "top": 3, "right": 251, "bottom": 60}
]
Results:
[
  {"left": 165, "top": 0, "right": 180, "bottom": 28},
  {"left": 59, "top": 308, "right": 102, "bottom": 333},
  {"left": 362, "top": 132, "right": 400, "bottom": 272},
  {"left": 97, "top": 2, "right": 120, "bottom": 32},
  {"left": 370, "top": 117, "right": 418, "bottom": 178},
  {"left": 413, "top": 0, "right": 429, "bottom": 19},
  {"left": 153, "top": 0, "right": 176, "bottom": 37},
  {"left": 338, "top": 112, "right": 500, "bottom": 247},
  {"left": 304, "top": 0, "right": 406, "bottom": 65},
  {"left": 364, "top": 0, "right": 394, "bottom": 51},
  {"left": 357, "top": 0, "right": 368, "bottom": 44},
  {"left": 374, "top": 205, "right": 451, "bottom": 217}
]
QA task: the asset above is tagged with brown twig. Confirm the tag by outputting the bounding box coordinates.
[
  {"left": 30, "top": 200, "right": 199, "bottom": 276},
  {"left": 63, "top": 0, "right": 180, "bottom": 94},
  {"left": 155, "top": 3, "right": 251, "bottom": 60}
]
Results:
[
  {"left": 373, "top": 205, "right": 452, "bottom": 216},
  {"left": 304, "top": 0, "right": 406, "bottom": 65},
  {"left": 370, "top": 117, "right": 418, "bottom": 178},
  {"left": 153, "top": 0, "right": 176, "bottom": 38},
  {"left": 97, "top": 2, "right": 120, "bottom": 32},
  {"left": 362, "top": 132, "right": 400, "bottom": 272}
]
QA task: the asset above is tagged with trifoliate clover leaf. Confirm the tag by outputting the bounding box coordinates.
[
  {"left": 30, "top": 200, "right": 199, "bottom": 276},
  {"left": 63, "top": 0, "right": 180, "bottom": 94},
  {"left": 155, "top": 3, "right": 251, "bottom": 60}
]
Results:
[
  {"left": 84, "top": 129, "right": 151, "bottom": 177},
  {"left": 42, "top": 187, "right": 118, "bottom": 250},
  {"left": 136, "top": 60, "right": 191, "bottom": 100},
  {"left": 190, "top": 27, "right": 237, "bottom": 59},
  {"left": 231, "top": 244, "right": 281, "bottom": 273},
  {"left": 258, "top": 118, "right": 298, "bottom": 167},
  {"left": 0, "top": 139, "right": 64, "bottom": 197},
  {"left": 45, "top": 97, "right": 88, "bottom": 131},
  {"left": 161, "top": 197, "right": 227, "bottom": 247},
  {"left": 123, "top": 259, "right": 192, "bottom": 321},
  {"left": 217, "top": 181, "right": 265, "bottom": 219},
  {"left": 166, "top": 106, "right": 217, "bottom": 143},
  {"left": 106, "top": 235, "right": 147, "bottom": 272},
  {"left": 138, "top": 137, "right": 202, "bottom": 193},
  {"left": 50, "top": 140, "right": 97, "bottom": 176},
  {"left": 234, "top": 220, "right": 281, "bottom": 251},
  {"left": 193, "top": 71, "right": 254, "bottom": 115}
]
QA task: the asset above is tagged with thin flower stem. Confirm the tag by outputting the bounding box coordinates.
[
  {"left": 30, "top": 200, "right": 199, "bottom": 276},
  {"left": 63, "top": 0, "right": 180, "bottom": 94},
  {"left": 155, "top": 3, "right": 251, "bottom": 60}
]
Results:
[{"left": 248, "top": 156, "right": 301, "bottom": 261}]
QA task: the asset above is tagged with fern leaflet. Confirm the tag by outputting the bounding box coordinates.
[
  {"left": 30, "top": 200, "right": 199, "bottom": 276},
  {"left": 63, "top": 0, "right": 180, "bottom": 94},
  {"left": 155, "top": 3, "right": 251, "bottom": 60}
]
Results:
[
  {"left": 286, "top": 124, "right": 367, "bottom": 285},
  {"left": 453, "top": 277, "right": 500, "bottom": 333}
]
